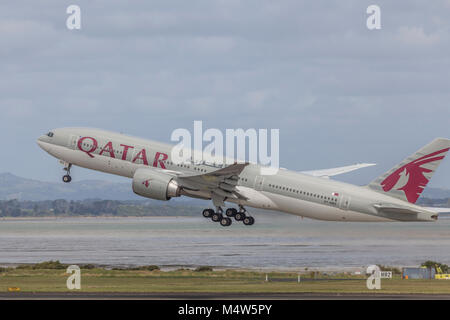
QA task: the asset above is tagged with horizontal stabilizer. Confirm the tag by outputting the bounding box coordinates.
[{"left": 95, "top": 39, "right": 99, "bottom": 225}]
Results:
[
  {"left": 373, "top": 203, "right": 421, "bottom": 215},
  {"left": 423, "top": 207, "right": 450, "bottom": 214},
  {"left": 372, "top": 203, "right": 435, "bottom": 221}
]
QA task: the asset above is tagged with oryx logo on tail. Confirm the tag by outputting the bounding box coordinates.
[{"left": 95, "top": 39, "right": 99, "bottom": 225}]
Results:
[{"left": 380, "top": 148, "right": 449, "bottom": 203}]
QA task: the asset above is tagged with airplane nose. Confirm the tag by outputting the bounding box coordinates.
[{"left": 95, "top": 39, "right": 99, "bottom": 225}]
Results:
[{"left": 37, "top": 135, "right": 51, "bottom": 152}]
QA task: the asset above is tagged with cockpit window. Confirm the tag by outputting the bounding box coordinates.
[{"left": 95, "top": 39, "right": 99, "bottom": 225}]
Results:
[{"left": 47, "top": 132, "right": 54, "bottom": 137}]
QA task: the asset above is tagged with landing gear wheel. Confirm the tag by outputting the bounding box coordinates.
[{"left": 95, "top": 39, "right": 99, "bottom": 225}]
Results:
[
  {"left": 225, "top": 208, "right": 237, "bottom": 217},
  {"left": 202, "top": 209, "right": 214, "bottom": 218},
  {"left": 220, "top": 217, "right": 232, "bottom": 227},
  {"left": 234, "top": 212, "right": 245, "bottom": 221},
  {"left": 243, "top": 216, "right": 255, "bottom": 226},
  {"left": 212, "top": 213, "right": 223, "bottom": 222},
  {"left": 62, "top": 162, "right": 73, "bottom": 183}
]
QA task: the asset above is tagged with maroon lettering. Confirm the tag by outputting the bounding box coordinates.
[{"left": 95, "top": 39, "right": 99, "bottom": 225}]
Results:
[
  {"left": 99, "top": 141, "right": 115, "bottom": 158},
  {"left": 77, "top": 137, "right": 98, "bottom": 158},
  {"left": 132, "top": 148, "right": 149, "bottom": 165},
  {"left": 120, "top": 144, "right": 134, "bottom": 161},
  {"left": 153, "top": 152, "right": 168, "bottom": 169}
]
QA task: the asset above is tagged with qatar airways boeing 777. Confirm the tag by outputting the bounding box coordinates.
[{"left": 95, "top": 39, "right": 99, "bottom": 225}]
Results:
[{"left": 37, "top": 128, "right": 450, "bottom": 226}]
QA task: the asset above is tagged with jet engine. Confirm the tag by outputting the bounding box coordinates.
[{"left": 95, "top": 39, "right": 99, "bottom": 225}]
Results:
[{"left": 132, "top": 168, "right": 181, "bottom": 201}]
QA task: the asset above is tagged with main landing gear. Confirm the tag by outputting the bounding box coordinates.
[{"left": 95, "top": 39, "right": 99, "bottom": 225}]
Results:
[
  {"left": 202, "top": 205, "right": 255, "bottom": 227},
  {"left": 62, "top": 163, "right": 72, "bottom": 183}
]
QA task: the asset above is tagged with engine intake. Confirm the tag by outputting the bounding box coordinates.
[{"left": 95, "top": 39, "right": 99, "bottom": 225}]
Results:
[{"left": 132, "top": 168, "right": 181, "bottom": 201}]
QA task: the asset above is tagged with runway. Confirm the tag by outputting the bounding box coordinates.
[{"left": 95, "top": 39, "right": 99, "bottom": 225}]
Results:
[{"left": 1, "top": 292, "right": 450, "bottom": 300}]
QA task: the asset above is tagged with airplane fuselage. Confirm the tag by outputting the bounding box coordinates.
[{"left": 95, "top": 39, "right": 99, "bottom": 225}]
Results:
[{"left": 37, "top": 128, "right": 437, "bottom": 222}]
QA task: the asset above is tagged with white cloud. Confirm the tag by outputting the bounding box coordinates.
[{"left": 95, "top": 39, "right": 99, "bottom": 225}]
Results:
[
  {"left": 0, "top": 1, "right": 449, "bottom": 186},
  {"left": 397, "top": 26, "right": 440, "bottom": 46}
]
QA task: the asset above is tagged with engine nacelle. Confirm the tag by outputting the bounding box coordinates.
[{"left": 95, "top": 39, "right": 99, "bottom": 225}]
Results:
[{"left": 132, "top": 168, "right": 181, "bottom": 201}]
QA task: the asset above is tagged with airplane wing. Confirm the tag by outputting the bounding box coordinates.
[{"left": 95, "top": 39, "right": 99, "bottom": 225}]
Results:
[
  {"left": 301, "top": 163, "right": 376, "bottom": 178},
  {"left": 177, "top": 162, "right": 250, "bottom": 205}
]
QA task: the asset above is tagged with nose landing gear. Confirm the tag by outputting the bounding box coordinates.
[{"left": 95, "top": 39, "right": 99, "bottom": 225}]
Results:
[{"left": 62, "top": 162, "right": 72, "bottom": 183}]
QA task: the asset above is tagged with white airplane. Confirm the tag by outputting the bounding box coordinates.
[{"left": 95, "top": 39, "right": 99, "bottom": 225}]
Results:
[{"left": 37, "top": 128, "right": 450, "bottom": 226}]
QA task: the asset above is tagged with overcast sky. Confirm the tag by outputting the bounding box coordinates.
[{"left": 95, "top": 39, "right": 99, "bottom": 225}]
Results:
[{"left": 1, "top": 1, "right": 449, "bottom": 188}]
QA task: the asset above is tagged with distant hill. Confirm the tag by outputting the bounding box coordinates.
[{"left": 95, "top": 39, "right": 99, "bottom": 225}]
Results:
[
  {"left": 0, "top": 172, "right": 449, "bottom": 202},
  {"left": 0, "top": 172, "right": 139, "bottom": 201},
  {"left": 421, "top": 187, "right": 450, "bottom": 199}
]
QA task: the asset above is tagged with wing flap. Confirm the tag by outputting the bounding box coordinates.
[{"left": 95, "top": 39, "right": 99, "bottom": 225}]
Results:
[{"left": 177, "top": 162, "right": 249, "bottom": 202}]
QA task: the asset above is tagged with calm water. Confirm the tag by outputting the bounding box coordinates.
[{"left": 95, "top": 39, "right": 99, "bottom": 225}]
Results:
[{"left": 0, "top": 215, "right": 449, "bottom": 270}]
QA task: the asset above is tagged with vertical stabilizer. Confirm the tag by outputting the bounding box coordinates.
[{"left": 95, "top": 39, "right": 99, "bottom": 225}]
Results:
[{"left": 367, "top": 138, "right": 450, "bottom": 203}]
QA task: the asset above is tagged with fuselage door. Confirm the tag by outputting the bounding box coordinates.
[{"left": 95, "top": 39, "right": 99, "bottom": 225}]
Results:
[
  {"left": 339, "top": 195, "right": 351, "bottom": 210},
  {"left": 254, "top": 175, "right": 265, "bottom": 191},
  {"left": 69, "top": 135, "right": 79, "bottom": 150}
]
